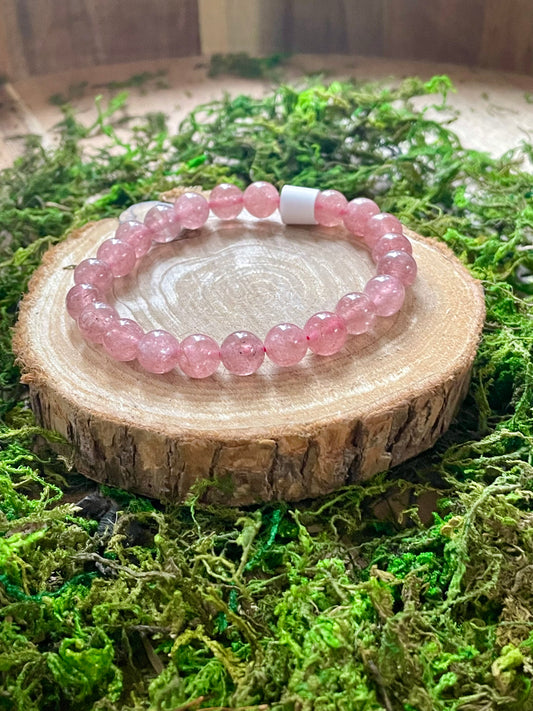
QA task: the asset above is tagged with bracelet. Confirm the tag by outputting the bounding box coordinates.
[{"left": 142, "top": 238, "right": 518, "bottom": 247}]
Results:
[{"left": 66, "top": 182, "right": 417, "bottom": 377}]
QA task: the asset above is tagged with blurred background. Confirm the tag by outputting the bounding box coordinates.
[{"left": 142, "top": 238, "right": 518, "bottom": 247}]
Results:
[
  {"left": 1, "top": 0, "right": 532, "bottom": 171},
  {"left": 0, "top": 0, "right": 532, "bottom": 79}
]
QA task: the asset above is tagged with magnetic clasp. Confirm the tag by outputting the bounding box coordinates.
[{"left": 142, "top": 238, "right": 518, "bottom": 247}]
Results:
[{"left": 279, "top": 185, "right": 320, "bottom": 225}]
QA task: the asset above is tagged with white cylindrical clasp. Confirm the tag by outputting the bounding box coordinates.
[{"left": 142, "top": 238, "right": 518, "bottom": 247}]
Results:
[{"left": 279, "top": 185, "right": 320, "bottom": 225}]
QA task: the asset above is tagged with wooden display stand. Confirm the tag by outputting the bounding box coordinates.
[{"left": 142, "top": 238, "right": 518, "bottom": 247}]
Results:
[{"left": 13, "top": 203, "right": 485, "bottom": 505}]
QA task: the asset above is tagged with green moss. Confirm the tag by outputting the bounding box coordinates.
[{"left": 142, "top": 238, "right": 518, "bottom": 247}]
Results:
[
  {"left": 207, "top": 53, "right": 287, "bottom": 79},
  {"left": 1, "top": 74, "right": 533, "bottom": 709}
]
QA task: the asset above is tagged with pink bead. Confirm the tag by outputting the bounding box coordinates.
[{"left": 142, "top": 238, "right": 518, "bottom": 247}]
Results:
[
  {"left": 364, "top": 213, "right": 403, "bottom": 248},
  {"left": 137, "top": 330, "right": 180, "bottom": 374},
  {"left": 116, "top": 220, "right": 153, "bottom": 258},
  {"left": 335, "top": 292, "right": 377, "bottom": 335},
  {"left": 65, "top": 283, "right": 100, "bottom": 319},
  {"left": 314, "top": 190, "right": 348, "bottom": 227},
  {"left": 96, "top": 238, "right": 136, "bottom": 278},
  {"left": 364, "top": 275, "right": 405, "bottom": 317},
  {"left": 102, "top": 318, "right": 144, "bottom": 361},
  {"left": 74, "top": 258, "right": 113, "bottom": 292},
  {"left": 243, "top": 181, "right": 279, "bottom": 218},
  {"left": 220, "top": 331, "right": 265, "bottom": 375},
  {"left": 265, "top": 323, "right": 308, "bottom": 367},
  {"left": 77, "top": 302, "right": 118, "bottom": 344},
  {"left": 343, "top": 198, "right": 379, "bottom": 237},
  {"left": 304, "top": 312, "right": 347, "bottom": 356},
  {"left": 119, "top": 201, "right": 169, "bottom": 223},
  {"left": 209, "top": 183, "right": 243, "bottom": 219},
  {"left": 177, "top": 333, "right": 220, "bottom": 379},
  {"left": 173, "top": 192, "right": 210, "bottom": 229},
  {"left": 378, "top": 250, "right": 417, "bottom": 286},
  {"left": 144, "top": 204, "right": 182, "bottom": 243},
  {"left": 371, "top": 232, "right": 412, "bottom": 262}
]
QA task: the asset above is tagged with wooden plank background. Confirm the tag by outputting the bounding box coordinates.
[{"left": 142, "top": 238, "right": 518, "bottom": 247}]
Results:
[
  {"left": 0, "top": 0, "right": 532, "bottom": 79},
  {"left": 0, "top": 0, "right": 201, "bottom": 78}
]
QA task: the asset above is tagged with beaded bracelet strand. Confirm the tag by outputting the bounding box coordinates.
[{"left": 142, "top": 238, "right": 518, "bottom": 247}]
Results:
[{"left": 65, "top": 182, "right": 417, "bottom": 377}]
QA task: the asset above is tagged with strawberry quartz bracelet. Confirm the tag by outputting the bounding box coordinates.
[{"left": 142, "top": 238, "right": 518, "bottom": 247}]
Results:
[{"left": 65, "top": 182, "right": 417, "bottom": 378}]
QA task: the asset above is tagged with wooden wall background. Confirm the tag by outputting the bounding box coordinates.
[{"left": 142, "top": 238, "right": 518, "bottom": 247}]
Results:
[{"left": 0, "top": 0, "right": 532, "bottom": 80}]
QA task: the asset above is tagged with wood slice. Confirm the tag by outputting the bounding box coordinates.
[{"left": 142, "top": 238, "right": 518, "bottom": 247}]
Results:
[{"left": 13, "top": 203, "right": 485, "bottom": 505}]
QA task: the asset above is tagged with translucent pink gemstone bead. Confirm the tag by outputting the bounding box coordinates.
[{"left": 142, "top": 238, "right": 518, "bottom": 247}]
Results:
[
  {"left": 335, "top": 292, "right": 377, "bottom": 335},
  {"left": 77, "top": 302, "right": 118, "bottom": 344},
  {"left": 173, "top": 192, "right": 210, "bottom": 229},
  {"left": 265, "top": 323, "right": 308, "bottom": 367},
  {"left": 65, "top": 283, "right": 100, "bottom": 319},
  {"left": 209, "top": 183, "right": 243, "bottom": 219},
  {"left": 343, "top": 198, "right": 379, "bottom": 237},
  {"left": 220, "top": 331, "right": 265, "bottom": 375},
  {"left": 378, "top": 250, "right": 417, "bottom": 286},
  {"left": 119, "top": 201, "right": 170, "bottom": 223},
  {"left": 137, "top": 330, "right": 180, "bottom": 374},
  {"left": 96, "top": 238, "right": 136, "bottom": 278},
  {"left": 304, "top": 312, "right": 347, "bottom": 356},
  {"left": 364, "top": 275, "right": 405, "bottom": 317},
  {"left": 144, "top": 204, "right": 182, "bottom": 243},
  {"left": 243, "top": 181, "right": 279, "bottom": 218},
  {"left": 102, "top": 318, "right": 144, "bottom": 361},
  {"left": 364, "top": 213, "right": 403, "bottom": 248},
  {"left": 314, "top": 189, "right": 348, "bottom": 227},
  {"left": 371, "top": 232, "right": 412, "bottom": 262},
  {"left": 177, "top": 333, "right": 220, "bottom": 379},
  {"left": 73, "top": 258, "right": 113, "bottom": 292},
  {"left": 116, "top": 220, "right": 153, "bottom": 258}
]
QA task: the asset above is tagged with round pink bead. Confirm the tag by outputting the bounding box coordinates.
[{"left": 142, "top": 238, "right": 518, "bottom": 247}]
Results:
[
  {"left": 209, "top": 183, "right": 243, "bottom": 219},
  {"left": 378, "top": 250, "right": 417, "bottom": 286},
  {"left": 335, "top": 292, "right": 377, "bottom": 335},
  {"left": 144, "top": 204, "right": 182, "bottom": 243},
  {"left": 77, "top": 302, "right": 118, "bottom": 344},
  {"left": 119, "top": 201, "right": 169, "bottom": 223},
  {"left": 364, "top": 275, "right": 405, "bottom": 317},
  {"left": 265, "top": 323, "right": 308, "bottom": 367},
  {"left": 371, "top": 232, "right": 413, "bottom": 262},
  {"left": 243, "top": 181, "right": 279, "bottom": 218},
  {"left": 174, "top": 192, "right": 210, "bottom": 229},
  {"left": 96, "top": 238, "right": 136, "bottom": 278},
  {"left": 137, "top": 330, "right": 180, "bottom": 374},
  {"left": 364, "top": 213, "right": 403, "bottom": 248},
  {"left": 343, "top": 198, "right": 379, "bottom": 237},
  {"left": 220, "top": 331, "right": 265, "bottom": 375},
  {"left": 102, "top": 318, "right": 144, "bottom": 361},
  {"left": 73, "top": 258, "right": 113, "bottom": 292},
  {"left": 177, "top": 333, "right": 220, "bottom": 379},
  {"left": 66, "top": 283, "right": 100, "bottom": 319},
  {"left": 116, "top": 220, "right": 153, "bottom": 258},
  {"left": 304, "top": 312, "right": 347, "bottom": 356},
  {"left": 314, "top": 189, "right": 348, "bottom": 227}
]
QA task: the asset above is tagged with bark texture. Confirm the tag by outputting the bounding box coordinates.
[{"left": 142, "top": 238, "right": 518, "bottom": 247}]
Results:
[{"left": 14, "top": 210, "right": 485, "bottom": 505}]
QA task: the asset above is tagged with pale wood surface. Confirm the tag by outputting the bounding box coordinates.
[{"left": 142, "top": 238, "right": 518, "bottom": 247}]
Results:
[
  {"left": 1, "top": 53, "right": 528, "bottom": 502},
  {"left": 13, "top": 208, "right": 485, "bottom": 504},
  {"left": 2, "top": 54, "right": 533, "bottom": 173}
]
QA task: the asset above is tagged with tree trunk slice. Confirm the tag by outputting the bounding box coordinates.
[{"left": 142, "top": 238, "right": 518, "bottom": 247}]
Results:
[{"left": 13, "top": 202, "right": 485, "bottom": 505}]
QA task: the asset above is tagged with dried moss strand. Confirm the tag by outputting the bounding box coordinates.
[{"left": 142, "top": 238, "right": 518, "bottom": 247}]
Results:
[{"left": 0, "top": 73, "right": 533, "bottom": 710}]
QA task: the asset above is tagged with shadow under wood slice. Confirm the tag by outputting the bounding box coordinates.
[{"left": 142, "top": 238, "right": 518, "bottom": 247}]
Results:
[{"left": 13, "top": 211, "right": 485, "bottom": 505}]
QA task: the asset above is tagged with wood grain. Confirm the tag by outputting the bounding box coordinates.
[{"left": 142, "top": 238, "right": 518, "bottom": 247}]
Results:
[
  {"left": 384, "top": 0, "right": 485, "bottom": 67},
  {"left": 1, "top": 0, "right": 532, "bottom": 79},
  {"left": 257, "top": 0, "right": 385, "bottom": 56},
  {"left": 0, "top": 8, "right": 11, "bottom": 80},
  {"left": 0, "top": 0, "right": 200, "bottom": 78},
  {"left": 480, "top": 0, "right": 533, "bottom": 74},
  {"left": 13, "top": 205, "right": 485, "bottom": 504}
]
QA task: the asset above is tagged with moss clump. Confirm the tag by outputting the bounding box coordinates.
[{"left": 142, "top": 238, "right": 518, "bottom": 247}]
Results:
[{"left": 1, "top": 75, "right": 533, "bottom": 710}]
